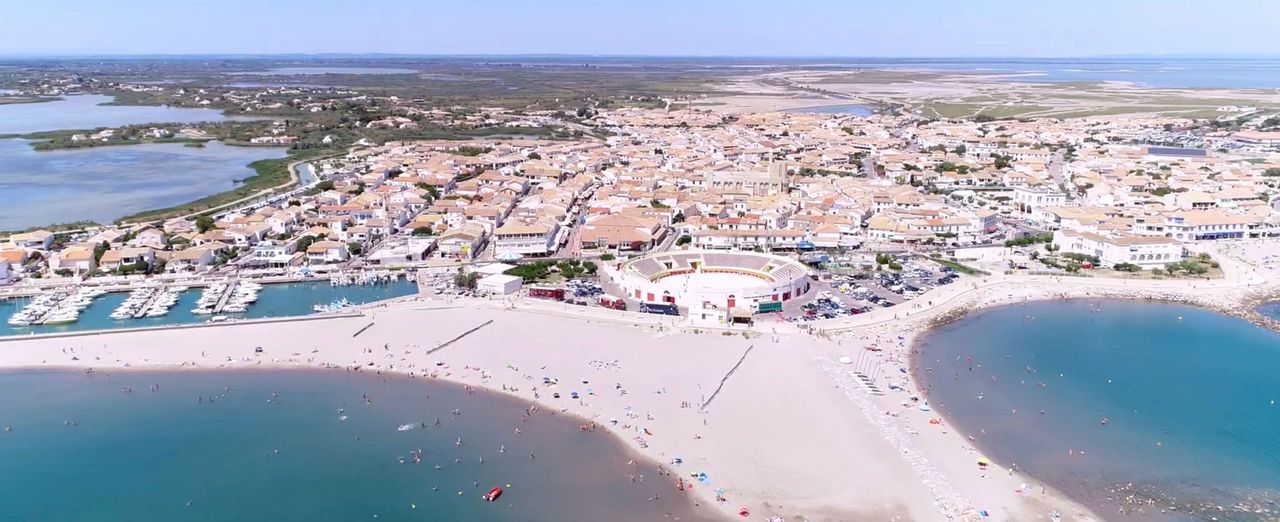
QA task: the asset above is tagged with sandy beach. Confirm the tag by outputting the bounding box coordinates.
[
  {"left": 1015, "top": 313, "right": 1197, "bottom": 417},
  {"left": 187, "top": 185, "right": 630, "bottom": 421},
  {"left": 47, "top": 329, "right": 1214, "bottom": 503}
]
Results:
[
  {"left": 3, "top": 240, "right": 1277, "bottom": 521},
  {"left": 0, "top": 299, "right": 1089, "bottom": 521}
]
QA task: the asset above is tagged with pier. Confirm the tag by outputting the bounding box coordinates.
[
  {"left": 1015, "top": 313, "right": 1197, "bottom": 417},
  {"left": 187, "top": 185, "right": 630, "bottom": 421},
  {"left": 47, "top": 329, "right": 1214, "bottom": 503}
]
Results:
[
  {"left": 131, "top": 286, "right": 166, "bottom": 319},
  {"left": 211, "top": 281, "right": 238, "bottom": 314}
]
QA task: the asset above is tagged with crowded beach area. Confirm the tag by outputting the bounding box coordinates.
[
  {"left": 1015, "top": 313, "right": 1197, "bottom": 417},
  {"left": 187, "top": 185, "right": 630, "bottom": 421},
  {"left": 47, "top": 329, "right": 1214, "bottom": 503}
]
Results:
[
  {"left": 5, "top": 237, "right": 1280, "bottom": 521},
  {"left": 0, "top": 287, "right": 1116, "bottom": 522}
]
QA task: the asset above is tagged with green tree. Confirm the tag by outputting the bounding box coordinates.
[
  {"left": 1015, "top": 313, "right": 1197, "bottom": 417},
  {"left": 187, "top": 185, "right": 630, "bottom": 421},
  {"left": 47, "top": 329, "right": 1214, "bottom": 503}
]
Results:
[
  {"left": 675, "top": 235, "right": 692, "bottom": 246},
  {"left": 195, "top": 215, "right": 215, "bottom": 233},
  {"left": 1264, "top": 168, "right": 1280, "bottom": 177},
  {"left": 453, "top": 268, "right": 479, "bottom": 290},
  {"left": 415, "top": 183, "right": 440, "bottom": 200},
  {"left": 295, "top": 236, "right": 318, "bottom": 252},
  {"left": 93, "top": 241, "right": 110, "bottom": 262},
  {"left": 347, "top": 242, "right": 363, "bottom": 256},
  {"left": 953, "top": 144, "right": 967, "bottom": 155}
]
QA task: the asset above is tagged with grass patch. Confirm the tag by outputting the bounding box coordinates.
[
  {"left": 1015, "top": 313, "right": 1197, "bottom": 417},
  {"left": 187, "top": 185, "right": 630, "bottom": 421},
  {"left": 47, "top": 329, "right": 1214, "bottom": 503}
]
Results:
[
  {"left": 975, "top": 105, "right": 1048, "bottom": 119},
  {"left": 921, "top": 103, "right": 982, "bottom": 119},
  {"left": 929, "top": 256, "right": 987, "bottom": 275},
  {"left": 920, "top": 103, "right": 1048, "bottom": 120}
]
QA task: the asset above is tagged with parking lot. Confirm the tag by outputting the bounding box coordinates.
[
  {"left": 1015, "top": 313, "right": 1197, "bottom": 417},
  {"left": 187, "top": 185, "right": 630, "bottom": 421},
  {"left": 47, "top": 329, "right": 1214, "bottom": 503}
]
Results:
[{"left": 790, "top": 258, "right": 961, "bottom": 322}]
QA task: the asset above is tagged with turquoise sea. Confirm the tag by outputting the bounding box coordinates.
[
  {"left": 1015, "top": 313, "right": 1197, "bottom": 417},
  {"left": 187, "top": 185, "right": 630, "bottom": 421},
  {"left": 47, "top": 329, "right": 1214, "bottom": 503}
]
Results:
[
  {"left": 916, "top": 300, "right": 1280, "bottom": 520},
  {"left": 0, "top": 279, "right": 419, "bottom": 337},
  {"left": 0, "top": 370, "right": 714, "bottom": 521}
]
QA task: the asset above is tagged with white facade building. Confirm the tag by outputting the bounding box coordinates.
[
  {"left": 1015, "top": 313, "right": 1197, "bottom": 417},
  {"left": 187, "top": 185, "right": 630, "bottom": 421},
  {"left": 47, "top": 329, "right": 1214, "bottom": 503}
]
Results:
[
  {"left": 1052, "top": 230, "right": 1183, "bottom": 269},
  {"left": 492, "top": 223, "right": 559, "bottom": 256}
]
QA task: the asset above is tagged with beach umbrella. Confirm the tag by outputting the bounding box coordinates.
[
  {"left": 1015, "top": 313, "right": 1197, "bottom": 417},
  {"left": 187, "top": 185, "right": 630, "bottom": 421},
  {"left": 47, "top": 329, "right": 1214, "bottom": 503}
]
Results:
[{"left": 838, "top": 356, "right": 853, "bottom": 364}]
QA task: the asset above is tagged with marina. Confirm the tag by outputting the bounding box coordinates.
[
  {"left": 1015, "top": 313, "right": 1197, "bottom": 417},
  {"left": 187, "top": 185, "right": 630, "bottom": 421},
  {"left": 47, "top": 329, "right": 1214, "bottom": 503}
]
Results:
[
  {"left": 5, "top": 287, "right": 108, "bottom": 327},
  {"left": 0, "top": 277, "right": 417, "bottom": 337}
]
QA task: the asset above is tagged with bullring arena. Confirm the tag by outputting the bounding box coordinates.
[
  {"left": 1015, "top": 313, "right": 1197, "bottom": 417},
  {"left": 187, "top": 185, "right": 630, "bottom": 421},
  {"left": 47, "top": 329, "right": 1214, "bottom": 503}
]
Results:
[{"left": 611, "top": 250, "right": 813, "bottom": 311}]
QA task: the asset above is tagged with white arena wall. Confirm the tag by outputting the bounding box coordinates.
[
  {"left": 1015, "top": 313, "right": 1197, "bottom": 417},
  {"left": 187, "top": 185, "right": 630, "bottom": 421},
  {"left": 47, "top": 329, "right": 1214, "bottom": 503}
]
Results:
[{"left": 613, "top": 250, "right": 812, "bottom": 310}]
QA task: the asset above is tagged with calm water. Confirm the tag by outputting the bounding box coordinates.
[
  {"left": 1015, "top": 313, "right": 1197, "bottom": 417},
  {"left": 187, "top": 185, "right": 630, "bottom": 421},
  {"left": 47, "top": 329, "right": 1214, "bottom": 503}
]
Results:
[
  {"left": 0, "top": 94, "right": 255, "bottom": 135},
  {"left": 0, "top": 140, "right": 286, "bottom": 229},
  {"left": 916, "top": 300, "right": 1280, "bottom": 520},
  {"left": 1255, "top": 301, "right": 1280, "bottom": 321},
  {"left": 0, "top": 370, "right": 713, "bottom": 522},
  {"left": 837, "top": 57, "right": 1280, "bottom": 89},
  {"left": 784, "top": 103, "right": 872, "bottom": 115},
  {"left": 231, "top": 67, "right": 418, "bottom": 76},
  {"left": 0, "top": 279, "right": 418, "bottom": 337}
]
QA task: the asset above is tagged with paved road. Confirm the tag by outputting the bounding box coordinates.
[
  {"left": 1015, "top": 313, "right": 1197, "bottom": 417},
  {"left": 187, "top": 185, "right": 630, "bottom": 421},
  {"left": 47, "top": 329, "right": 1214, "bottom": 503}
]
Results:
[{"left": 1046, "top": 150, "right": 1072, "bottom": 200}]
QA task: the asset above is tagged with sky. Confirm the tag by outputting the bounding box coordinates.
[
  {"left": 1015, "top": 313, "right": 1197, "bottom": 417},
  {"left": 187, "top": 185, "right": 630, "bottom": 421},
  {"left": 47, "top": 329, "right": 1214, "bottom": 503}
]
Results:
[{"left": 3, "top": 0, "right": 1279, "bottom": 57}]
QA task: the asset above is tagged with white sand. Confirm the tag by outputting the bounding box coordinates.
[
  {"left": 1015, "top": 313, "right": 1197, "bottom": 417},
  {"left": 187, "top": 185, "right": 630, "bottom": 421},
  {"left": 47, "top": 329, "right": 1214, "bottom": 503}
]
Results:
[{"left": 2, "top": 251, "right": 1274, "bottom": 521}]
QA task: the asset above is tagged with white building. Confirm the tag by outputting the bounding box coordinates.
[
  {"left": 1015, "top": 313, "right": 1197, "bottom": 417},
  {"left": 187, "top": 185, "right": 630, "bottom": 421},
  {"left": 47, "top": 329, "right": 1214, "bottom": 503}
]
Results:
[
  {"left": 1161, "top": 212, "right": 1255, "bottom": 242},
  {"left": 248, "top": 241, "right": 300, "bottom": 268},
  {"left": 1052, "top": 230, "right": 1183, "bottom": 269},
  {"left": 492, "top": 222, "right": 559, "bottom": 256},
  {"left": 707, "top": 162, "right": 789, "bottom": 196},
  {"left": 478, "top": 273, "right": 522, "bottom": 296},
  {"left": 1013, "top": 186, "right": 1068, "bottom": 211},
  {"left": 690, "top": 229, "right": 806, "bottom": 250},
  {"left": 305, "top": 241, "right": 350, "bottom": 264}
]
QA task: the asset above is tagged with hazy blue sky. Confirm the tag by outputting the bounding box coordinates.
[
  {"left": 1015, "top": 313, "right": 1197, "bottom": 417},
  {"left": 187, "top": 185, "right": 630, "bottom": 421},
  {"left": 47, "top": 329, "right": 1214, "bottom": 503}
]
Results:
[{"left": 3, "top": 0, "right": 1278, "bottom": 57}]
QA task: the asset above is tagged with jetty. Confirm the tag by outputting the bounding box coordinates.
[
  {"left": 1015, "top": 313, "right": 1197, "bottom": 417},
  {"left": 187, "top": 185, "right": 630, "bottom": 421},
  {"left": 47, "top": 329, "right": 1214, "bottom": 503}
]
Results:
[
  {"left": 131, "top": 285, "right": 166, "bottom": 318},
  {"left": 211, "top": 281, "right": 238, "bottom": 314}
]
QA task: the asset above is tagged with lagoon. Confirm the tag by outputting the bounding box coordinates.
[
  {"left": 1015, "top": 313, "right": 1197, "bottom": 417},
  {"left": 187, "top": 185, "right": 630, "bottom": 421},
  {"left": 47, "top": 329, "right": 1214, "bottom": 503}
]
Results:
[
  {"left": 783, "top": 103, "right": 873, "bottom": 116},
  {"left": 0, "top": 94, "right": 254, "bottom": 135},
  {"left": 231, "top": 67, "right": 418, "bottom": 76},
  {"left": 0, "top": 140, "right": 287, "bottom": 230},
  {"left": 0, "top": 370, "right": 713, "bottom": 522},
  {"left": 916, "top": 300, "right": 1280, "bottom": 520}
]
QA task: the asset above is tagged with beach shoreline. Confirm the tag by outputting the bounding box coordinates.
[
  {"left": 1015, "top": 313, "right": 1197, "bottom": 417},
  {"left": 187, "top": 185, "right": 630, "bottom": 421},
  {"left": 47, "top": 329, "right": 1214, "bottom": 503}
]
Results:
[
  {"left": 3, "top": 259, "right": 1277, "bottom": 520},
  {"left": 906, "top": 295, "right": 1280, "bottom": 520}
]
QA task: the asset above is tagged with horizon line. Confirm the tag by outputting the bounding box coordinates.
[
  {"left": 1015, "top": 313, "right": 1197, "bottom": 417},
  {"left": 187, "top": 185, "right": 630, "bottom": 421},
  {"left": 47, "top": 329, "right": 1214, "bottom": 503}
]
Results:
[{"left": 2, "top": 52, "right": 1278, "bottom": 61}]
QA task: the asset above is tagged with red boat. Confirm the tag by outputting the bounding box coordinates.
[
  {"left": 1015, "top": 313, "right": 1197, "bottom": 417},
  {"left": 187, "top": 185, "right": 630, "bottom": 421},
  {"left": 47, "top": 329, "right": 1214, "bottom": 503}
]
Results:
[{"left": 483, "top": 486, "right": 503, "bottom": 502}]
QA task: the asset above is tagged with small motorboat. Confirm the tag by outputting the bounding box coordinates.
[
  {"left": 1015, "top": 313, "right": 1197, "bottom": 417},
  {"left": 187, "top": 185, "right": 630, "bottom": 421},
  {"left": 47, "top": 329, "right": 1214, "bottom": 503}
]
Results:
[{"left": 482, "top": 486, "right": 502, "bottom": 502}]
